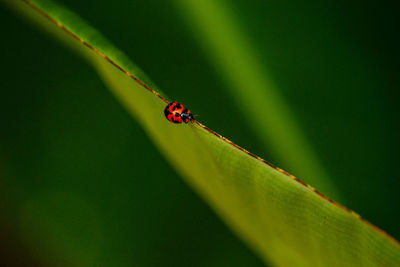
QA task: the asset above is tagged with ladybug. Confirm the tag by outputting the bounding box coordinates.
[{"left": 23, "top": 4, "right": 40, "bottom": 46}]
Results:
[{"left": 164, "top": 101, "right": 194, "bottom": 124}]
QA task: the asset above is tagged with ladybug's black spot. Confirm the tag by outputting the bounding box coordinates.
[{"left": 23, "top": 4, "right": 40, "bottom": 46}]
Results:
[
  {"left": 172, "top": 103, "right": 182, "bottom": 111},
  {"left": 175, "top": 113, "right": 180, "bottom": 118}
]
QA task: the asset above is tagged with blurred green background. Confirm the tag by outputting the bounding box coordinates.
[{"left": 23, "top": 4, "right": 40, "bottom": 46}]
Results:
[{"left": 0, "top": 0, "right": 399, "bottom": 266}]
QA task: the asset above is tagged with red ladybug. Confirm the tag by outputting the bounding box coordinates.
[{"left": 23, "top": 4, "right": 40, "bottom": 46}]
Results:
[{"left": 164, "top": 102, "right": 194, "bottom": 124}]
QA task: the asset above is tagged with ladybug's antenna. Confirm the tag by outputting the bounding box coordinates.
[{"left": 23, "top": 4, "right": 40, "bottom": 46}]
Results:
[{"left": 189, "top": 113, "right": 196, "bottom": 121}]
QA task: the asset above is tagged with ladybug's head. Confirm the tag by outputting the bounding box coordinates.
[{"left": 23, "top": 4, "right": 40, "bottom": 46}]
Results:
[{"left": 181, "top": 109, "right": 194, "bottom": 123}]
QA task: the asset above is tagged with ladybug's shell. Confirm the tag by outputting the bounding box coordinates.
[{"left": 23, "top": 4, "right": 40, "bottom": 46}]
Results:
[{"left": 164, "top": 102, "right": 185, "bottom": 123}]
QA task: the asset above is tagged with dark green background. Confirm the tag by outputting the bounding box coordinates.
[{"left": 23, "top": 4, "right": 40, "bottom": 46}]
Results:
[{"left": 0, "top": 0, "right": 398, "bottom": 266}]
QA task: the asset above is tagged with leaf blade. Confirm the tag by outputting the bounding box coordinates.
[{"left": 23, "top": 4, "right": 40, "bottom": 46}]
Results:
[{"left": 174, "top": 0, "right": 340, "bottom": 200}]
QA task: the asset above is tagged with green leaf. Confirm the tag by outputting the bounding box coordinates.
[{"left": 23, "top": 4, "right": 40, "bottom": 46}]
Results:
[
  {"left": 4, "top": 0, "right": 400, "bottom": 266},
  {"left": 174, "top": 0, "right": 339, "bottom": 200}
]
